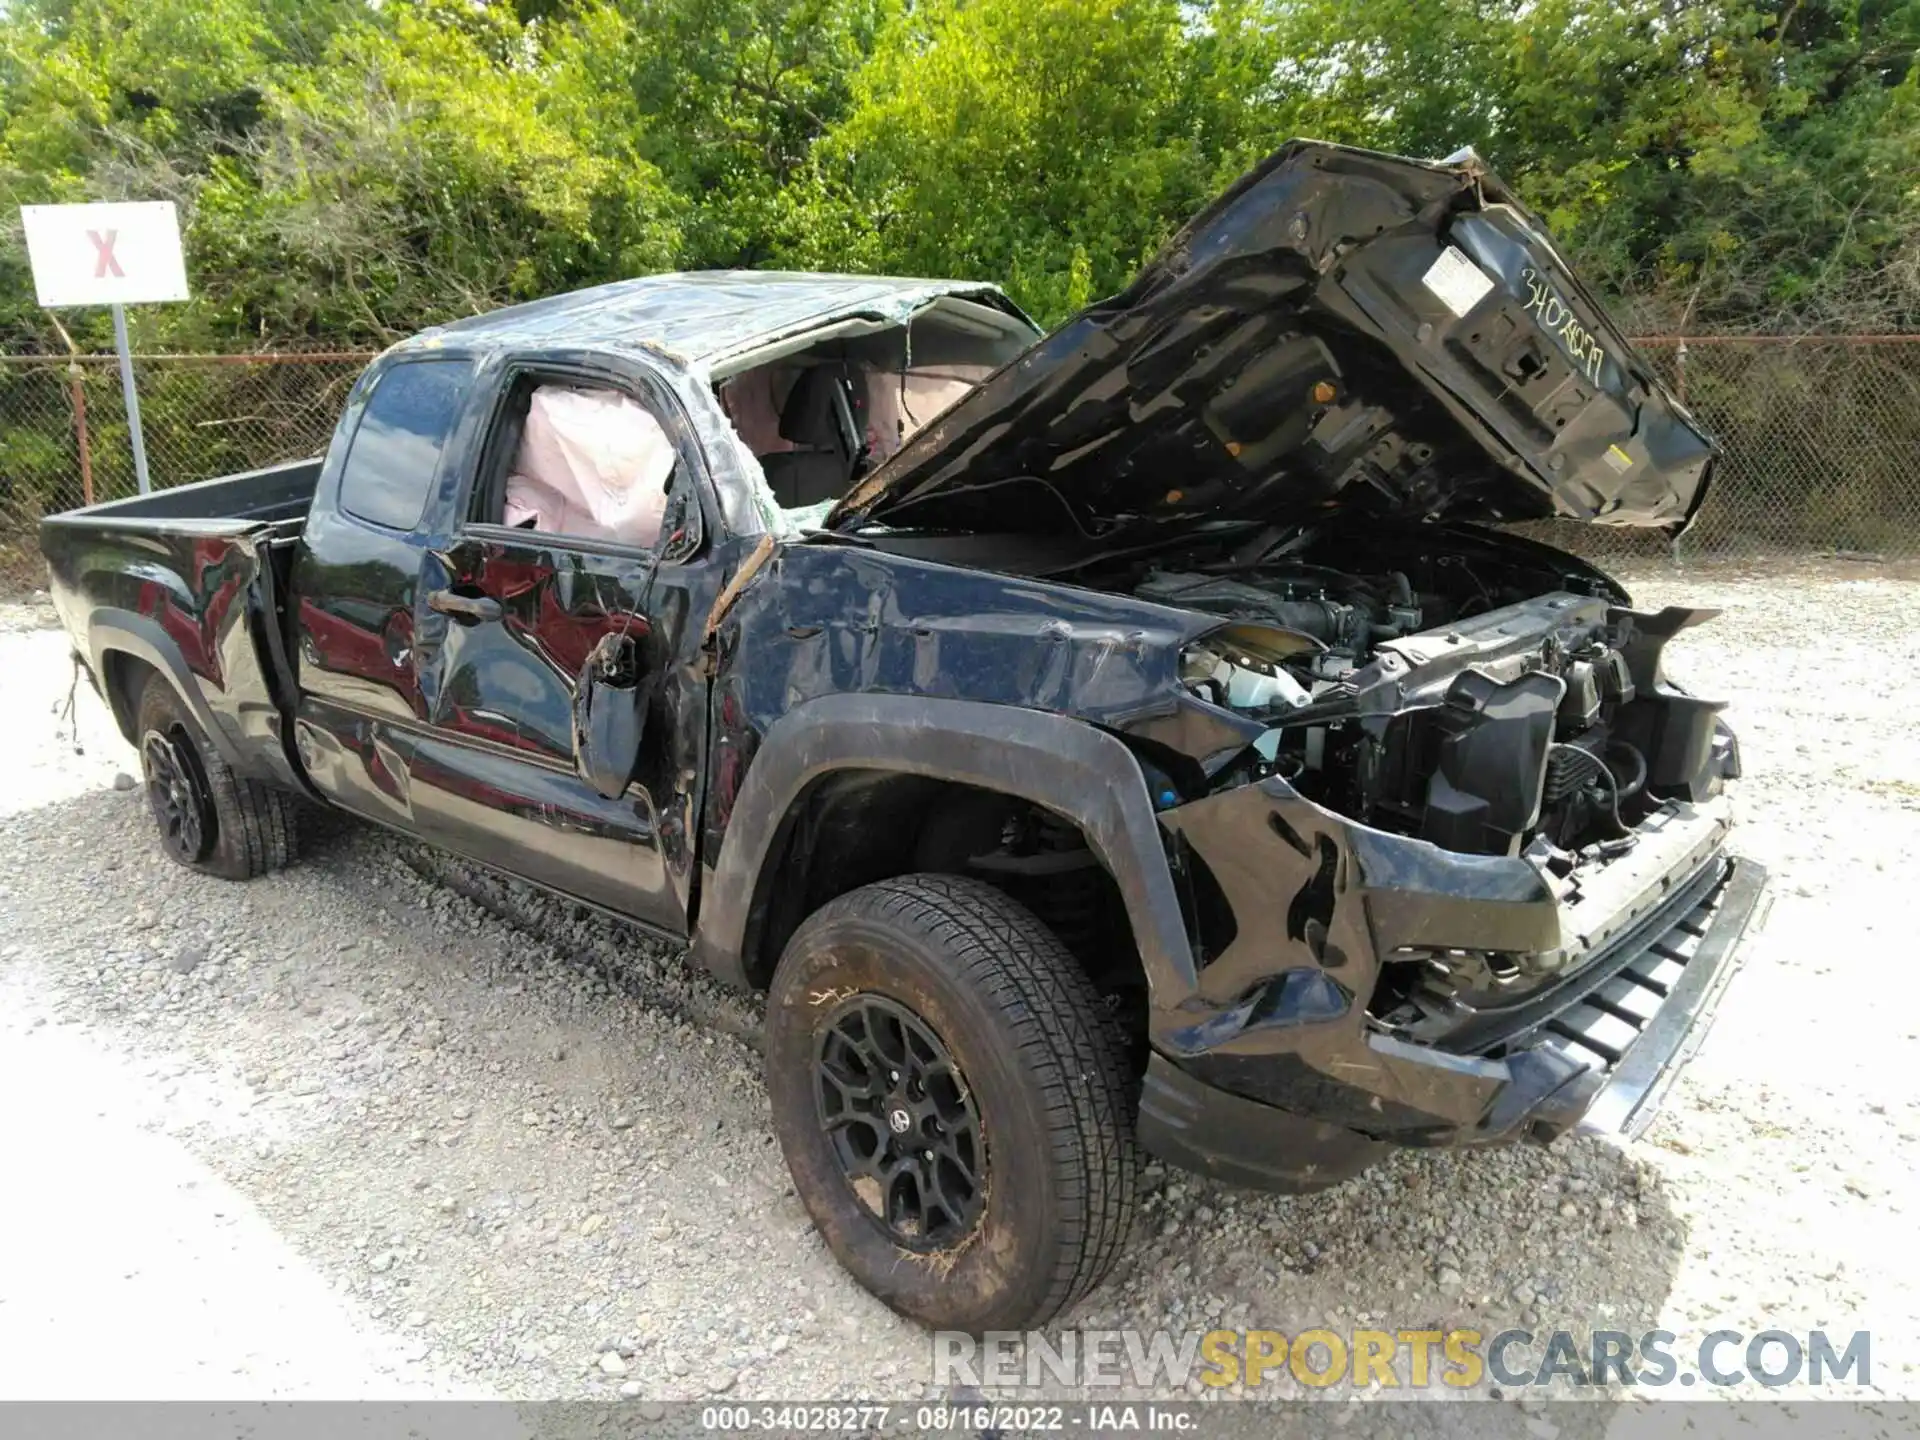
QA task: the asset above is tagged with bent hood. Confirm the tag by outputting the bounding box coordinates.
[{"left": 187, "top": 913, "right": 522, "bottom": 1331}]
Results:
[{"left": 829, "top": 141, "right": 1714, "bottom": 538}]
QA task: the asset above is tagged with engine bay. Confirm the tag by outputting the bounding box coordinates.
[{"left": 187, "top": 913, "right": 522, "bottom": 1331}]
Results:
[{"left": 1102, "top": 522, "right": 1733, "bottom": 869}]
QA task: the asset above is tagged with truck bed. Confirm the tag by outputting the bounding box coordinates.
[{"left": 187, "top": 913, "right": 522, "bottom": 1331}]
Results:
[
  {"left": 39, "top": 458, "right": 321, "bottom": 799},
  {"left": 42, "top": 457, "right": 322, "bottom": 530}
]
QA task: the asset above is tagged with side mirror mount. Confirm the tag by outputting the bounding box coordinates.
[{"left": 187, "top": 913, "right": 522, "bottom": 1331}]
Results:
[{"left": 573, "top": 630, "right": 652, "bottom": 799}]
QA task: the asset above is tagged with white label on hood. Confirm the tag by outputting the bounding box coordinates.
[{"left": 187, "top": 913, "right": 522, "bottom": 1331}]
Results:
[{"left": 1423, "top": 246, "right": 1494, "bottom": 318}]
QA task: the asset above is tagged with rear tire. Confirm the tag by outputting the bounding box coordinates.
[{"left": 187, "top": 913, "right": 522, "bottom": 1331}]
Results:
[
  {"left": 136, "top": 674, "right": 299, "bottom": 880},
  {"left": 765, "top": 874, "right": 1139, "bottom": 1332}
]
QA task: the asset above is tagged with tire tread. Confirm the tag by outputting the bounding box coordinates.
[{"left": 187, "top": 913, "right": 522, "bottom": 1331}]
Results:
[
  {"left": 137, "top": 674, "right": 300, "bottom": 879},
  {"left": 803, "top": 873, "right": 1139, "bottom": 1324}
]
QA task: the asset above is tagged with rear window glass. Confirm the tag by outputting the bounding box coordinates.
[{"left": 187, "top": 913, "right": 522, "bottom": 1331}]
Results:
[{"left": 338, "top": 359, "right": 472, "bottom": 531}]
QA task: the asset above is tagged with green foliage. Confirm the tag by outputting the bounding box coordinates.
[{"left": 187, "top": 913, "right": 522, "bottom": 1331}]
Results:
[
  {"left": 1, "top": 0, "right": 1916, "bottom": 344},
  {"left": 193, "top": 0, "right": 684, "bottom": 341},
  {"left": 611, "top": 0, "right": 895, "bottom": 265},
  {"left": 774, "top": 0, "right": 1229, "bottom": 317}
]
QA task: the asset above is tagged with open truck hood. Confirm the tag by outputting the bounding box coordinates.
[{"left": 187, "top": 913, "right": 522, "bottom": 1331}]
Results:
[{"left": 829, "top": 141, "right": 1715, "bottom": 538}]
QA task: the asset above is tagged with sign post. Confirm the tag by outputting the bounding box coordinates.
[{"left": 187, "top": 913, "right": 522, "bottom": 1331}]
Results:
[
  {"left": 109, "top": 303, "right": 151, "bottom": 494},
  {"left": 20, "top": 201, "right": 190, "bottom": 497}
]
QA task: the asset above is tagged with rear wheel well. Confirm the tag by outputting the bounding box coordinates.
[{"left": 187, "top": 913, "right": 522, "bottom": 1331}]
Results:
[
  {"left": 100, "top": 650, "right": 159, "bottom": 744},
  {"left": 742, "top": 772, "right": 1149, "bottom": 1061}
]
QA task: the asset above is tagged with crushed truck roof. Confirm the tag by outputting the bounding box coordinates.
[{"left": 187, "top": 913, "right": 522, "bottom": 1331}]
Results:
[{"left": 399, "top": 271, "right": 1026, "bottom": 368}]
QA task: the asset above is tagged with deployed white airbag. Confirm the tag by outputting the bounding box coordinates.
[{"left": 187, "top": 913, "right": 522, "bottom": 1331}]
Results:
[
  {"left": 504, "top": 385, "right": 675, "bottom": 547},
  {"left": 865, "top": 367, "right": 989, "bottom": 461}
]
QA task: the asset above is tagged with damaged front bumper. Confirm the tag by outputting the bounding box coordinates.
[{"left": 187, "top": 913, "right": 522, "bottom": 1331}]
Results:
[{"left": 1139, "top": 776, "right": 1768, "bottom": 1192}]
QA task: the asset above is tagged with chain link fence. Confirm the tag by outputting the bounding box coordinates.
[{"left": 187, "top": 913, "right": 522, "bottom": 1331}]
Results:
[
  {"left": 1519, "top": 336, "right": 1920, "bottom": 564},
  {"left": 3, "top": 336, "right": 1918, "bottom": 591},
  {"left": 0, "top": 351, "right": 372, "bottom": 590}
]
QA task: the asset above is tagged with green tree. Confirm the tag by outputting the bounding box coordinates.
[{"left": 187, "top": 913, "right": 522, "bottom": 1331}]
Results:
[
  {"left": 196, "top": 0, "right": 683, "bottom": 341},
  {"left": 0, "top": 0, "right": 687, "bottom": 346},
  {"left": 782, "top": 0, "right": 1268, "bottom": 321},
  {"left": 610, "top": 0, "right": 895, "bottom": 266},
  {"left": 1244, "top": 0, "right": 1920, "bottom": 330},
  {"left": 3, "top": 0, "right": 1917, "bottom": 343}
]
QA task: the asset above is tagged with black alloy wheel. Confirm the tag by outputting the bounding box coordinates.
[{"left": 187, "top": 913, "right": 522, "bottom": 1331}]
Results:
[
  {"left": 765, "top": 873, "right": 1139, "bottom": 1331},
  {"left": 133, "top": 672, "right": 301, "bottom": 880},
  {"left": 142, "top": 724, "right": 214, "bottom": 865},
  {"left": 814, "top": 994, "right": 985, "bottom": 1250}
]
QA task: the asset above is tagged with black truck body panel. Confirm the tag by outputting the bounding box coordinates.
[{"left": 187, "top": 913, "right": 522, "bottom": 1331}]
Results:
[
  {"left": 41, "top": 458, "right": 322, "bottom": 792},
  {"left": 47, "top": 456, "right": 321, "bottom": 526},
  {"left": 282, "top": 342, "right": 726, "bottom": 937},
  {"left": 40, "top": 142, "right": 1762, "bottom": 1195},
  {"left": 691, "top": 691, "right": 1197, "bottom": 995}
]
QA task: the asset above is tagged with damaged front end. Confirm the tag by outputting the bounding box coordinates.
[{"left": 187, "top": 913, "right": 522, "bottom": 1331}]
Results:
[
  {"left": 1111, "top": 522, "right": 1764, "bottom": 1191},
  {"left": 798, "top": 138, "right": 1767, "bottom": 1190}
]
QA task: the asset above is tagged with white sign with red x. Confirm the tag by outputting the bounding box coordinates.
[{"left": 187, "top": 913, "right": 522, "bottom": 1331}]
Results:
[{"left": 19, "top": 201, "right": 189, "bottom": 308}]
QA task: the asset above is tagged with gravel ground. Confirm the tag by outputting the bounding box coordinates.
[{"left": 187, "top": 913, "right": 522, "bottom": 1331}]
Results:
[{"left": 1, "top": 561, "right": 1916, "bottom": 1408}]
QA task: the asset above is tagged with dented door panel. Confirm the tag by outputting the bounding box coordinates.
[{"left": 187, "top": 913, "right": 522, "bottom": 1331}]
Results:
[{"left": 408, "top": 532, "right": 704, "bottom": 931}]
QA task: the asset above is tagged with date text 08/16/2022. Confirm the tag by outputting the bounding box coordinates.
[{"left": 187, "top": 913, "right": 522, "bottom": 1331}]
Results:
[{"left": 699, "top": 1405, "right": 1196, "bottom": 1432}]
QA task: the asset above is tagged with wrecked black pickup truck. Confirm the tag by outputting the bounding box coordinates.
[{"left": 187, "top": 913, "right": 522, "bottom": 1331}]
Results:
[{"left": 44, "top": 142, "right": 1765, "bottom": 1332}]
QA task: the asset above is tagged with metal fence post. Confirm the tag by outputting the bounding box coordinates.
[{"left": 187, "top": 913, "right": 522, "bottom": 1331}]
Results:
[
  {"left": 1671, "top": 339, "right": 1689, "bottom": 567},
  {"left": 66, "top": 360, "right": 95, "bottom": 508}
]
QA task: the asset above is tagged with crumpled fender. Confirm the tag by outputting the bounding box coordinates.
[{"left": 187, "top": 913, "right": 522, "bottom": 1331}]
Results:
[{"left": 688, "top": 692, "right": 1197, "bottom": 993}]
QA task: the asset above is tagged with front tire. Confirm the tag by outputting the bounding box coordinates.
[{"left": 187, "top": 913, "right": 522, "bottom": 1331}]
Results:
[
  {"left": 136, "top": 674, "right": 299, "bottom": 880},
  {"left": 765, "top": 874, "right": 1138, "bottom": 1331}
]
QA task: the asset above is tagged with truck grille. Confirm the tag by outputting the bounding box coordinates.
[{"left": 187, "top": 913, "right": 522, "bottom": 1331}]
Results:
[{"left": 1532, "top": 856, "right": 1768, "bottom": 1137}]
